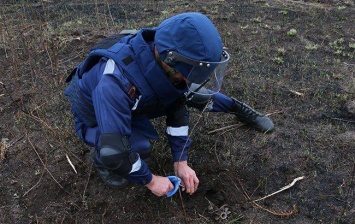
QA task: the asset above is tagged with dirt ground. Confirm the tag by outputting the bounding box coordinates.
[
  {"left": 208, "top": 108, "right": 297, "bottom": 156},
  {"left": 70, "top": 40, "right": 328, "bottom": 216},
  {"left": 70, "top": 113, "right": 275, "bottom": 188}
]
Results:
[{"left": 1, "top": 0, "right": 354, "bottom": 223}]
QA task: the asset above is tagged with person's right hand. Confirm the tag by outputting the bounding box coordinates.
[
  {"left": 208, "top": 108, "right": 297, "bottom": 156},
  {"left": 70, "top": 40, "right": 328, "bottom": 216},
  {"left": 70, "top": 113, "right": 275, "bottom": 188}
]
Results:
[{"left": 145, "top": 174, "right": 174, "bottom": 197}]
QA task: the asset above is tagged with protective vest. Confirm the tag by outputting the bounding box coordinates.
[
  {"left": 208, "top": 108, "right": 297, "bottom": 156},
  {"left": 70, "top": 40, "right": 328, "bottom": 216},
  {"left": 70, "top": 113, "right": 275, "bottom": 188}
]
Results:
[{"left": 69, "top": 29, "right": 186, "bottom": 113}]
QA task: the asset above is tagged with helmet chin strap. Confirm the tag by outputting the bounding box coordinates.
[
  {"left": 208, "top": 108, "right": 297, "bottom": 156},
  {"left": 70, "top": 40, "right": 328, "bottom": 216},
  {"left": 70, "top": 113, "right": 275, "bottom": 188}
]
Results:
[
  {"left": 154, "top": 46, "right": 183, "bottom": 81},
  {"left": 165, "top": 67, "right": 179, "bottom": 76}
]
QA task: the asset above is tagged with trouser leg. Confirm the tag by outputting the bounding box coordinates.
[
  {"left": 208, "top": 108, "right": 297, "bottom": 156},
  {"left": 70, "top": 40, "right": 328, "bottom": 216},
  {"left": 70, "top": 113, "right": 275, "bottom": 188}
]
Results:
[
  {"left": 73, "top": 117, "right": 129, "bottom": 188},
  {"left": 187, "top": 91, "right": 274, "bottom": 133},
  {"left": 129, "top": 130, "right": 152, "bottom": 164}
]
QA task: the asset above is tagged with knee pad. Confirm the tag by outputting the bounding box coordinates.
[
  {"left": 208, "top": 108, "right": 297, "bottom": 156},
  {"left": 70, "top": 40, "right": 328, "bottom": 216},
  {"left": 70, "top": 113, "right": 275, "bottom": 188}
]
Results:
[
  {"left": 186, "top": 83, "right": 215, "bottom": 111},
  {"left": 99, "top": 133, "right": 137, "bottom": 176}
]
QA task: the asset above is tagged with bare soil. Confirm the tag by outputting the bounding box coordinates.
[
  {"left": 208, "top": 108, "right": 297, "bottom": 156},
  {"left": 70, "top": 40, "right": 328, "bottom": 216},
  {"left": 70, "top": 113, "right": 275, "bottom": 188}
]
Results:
[{"left": 1, "top": 0, "right": 354, "bottom": 223}]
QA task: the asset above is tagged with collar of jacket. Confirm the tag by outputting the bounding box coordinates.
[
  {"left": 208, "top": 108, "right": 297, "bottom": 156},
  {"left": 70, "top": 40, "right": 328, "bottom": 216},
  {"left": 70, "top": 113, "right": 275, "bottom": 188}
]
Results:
[{"left": 128, "top": 29, "right": 187, "bottom": 107}]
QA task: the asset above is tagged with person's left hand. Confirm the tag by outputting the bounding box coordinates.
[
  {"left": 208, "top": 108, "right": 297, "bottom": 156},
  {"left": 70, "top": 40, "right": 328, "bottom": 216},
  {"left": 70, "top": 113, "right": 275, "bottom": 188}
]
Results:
[{"left": 174, "top": 161, "right": 199, "bottom": 195}]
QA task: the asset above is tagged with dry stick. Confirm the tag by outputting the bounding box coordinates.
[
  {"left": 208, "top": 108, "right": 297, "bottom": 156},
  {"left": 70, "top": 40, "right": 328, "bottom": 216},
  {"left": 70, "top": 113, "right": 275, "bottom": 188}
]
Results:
[
  {"left": 177, "top": 105, "right": 210, "bottom": 161},
  {"left": 237, "top": 177, "right": 251, "bottom": 200},
  {"left": 253, "top": 203, "right": 298, "bottom": 217},
  {"left": 341, "top": 163, "right": 355, "bottom": 216},
  {"left": 208, "top": 110, "right": 283, "bottom": 135},
  {"left": 343, "top": 62, "right": 355, "bottom": 66},
  {"left": 175, "top": 99, "right": 214, "bottom": 223},
  {"left": 237, "top": 176, "right": 298, "bottom": 217},
  {"left": 43, "top": 39, "right": 54, "bottom": 75},
  {"left": 28, "top": 137, "right": 64, "bottom": 189},
  {"left": 105, "top": 0, "right": 115, "bottom": 26},
  {"left": 23, "top": 133, "right": 46, "bottom": 197},
  {"left": 24, "top": 112, "right": 55, "bottom": 132},
  {"left": 1, "top": 25, "right": 8, "bottom": 58},
  {"left": 7, "top": 135, "right": 24, "bottom": 148},
  {"left": 23, "top": 167, "right": 45, "bottom": 197},
  {"left": 213, "top": 128, "right": 236, "bottom": 164},
  {"left": 252, "top": 176, "right": 305, "bottom": 202},
  {"left": 82, "top": 163, "right": 92, "bottom": 203},
  {"left": 66, "top": 154, "right": 77, "bottom": 174},
  {"left": 0, "top": 138, "right": 8, "bottom": 161},
  {"left": 208, "top": 124, "right": 243, "bottom": 134},
  {"left": 178, "top": 188, "right": 189, "bottom": 224},
  {"left": 323, "top": 113, "right": 355, "bottom": 123},
  {"left": 27, "top": 106, "right": 88, "bottom": 170}
]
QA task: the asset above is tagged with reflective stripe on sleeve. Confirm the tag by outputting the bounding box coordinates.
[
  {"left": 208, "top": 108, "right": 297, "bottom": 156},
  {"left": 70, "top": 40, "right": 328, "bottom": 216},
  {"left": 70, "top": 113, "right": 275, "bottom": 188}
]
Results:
[
  {"left": 130, "top": 157, "right": 142, "bottom": 173},
  {"left": 166, "top": 126, "right": 189, "bottom": 136},
  {"left": 103, "top": 59, "right": 116, "bottom": 75}
]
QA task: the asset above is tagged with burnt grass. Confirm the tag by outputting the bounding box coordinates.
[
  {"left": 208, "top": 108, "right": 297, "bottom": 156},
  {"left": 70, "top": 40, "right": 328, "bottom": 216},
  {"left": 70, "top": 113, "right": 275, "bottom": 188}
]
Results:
[{"left": 1, "top": 0, "right": 355, "bottom": 223}]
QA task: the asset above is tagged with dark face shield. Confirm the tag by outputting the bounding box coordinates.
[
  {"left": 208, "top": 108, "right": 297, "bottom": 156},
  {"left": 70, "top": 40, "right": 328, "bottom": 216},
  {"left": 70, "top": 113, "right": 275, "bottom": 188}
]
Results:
[{"left": 164, "top": 50, "right": 230, "bottom": 95}]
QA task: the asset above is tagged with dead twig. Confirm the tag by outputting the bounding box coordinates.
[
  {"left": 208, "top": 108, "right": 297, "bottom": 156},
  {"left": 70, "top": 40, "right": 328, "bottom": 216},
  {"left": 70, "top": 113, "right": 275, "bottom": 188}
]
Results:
[
  {"left": 288, "top": 89, "right": 304, "bottom": 96},
  {"left": 341, "top": 163, "right": 355, "bottom": 216},
  {"left": 252, "top": 203, "right": 298, "bottom": 217},
  {"left": 7, "top": 135, "right": 24, "bottom": 148},
  {"left": 344, "top": 62, "right": 355, "bottom": 67},
  {"left": 236, "top": 176, "right": 299, "bottom": 217},
  {"left": 265, "top": 110, "right": 283, "bottom": 117},
  {"left": 323, "top": 113, "right": 355, "bottom": 123},
  {"left": 82, "top": 163, "right": 92, "bottom": 204},
  {"left": 23, "top": 167, "right": 45, "bottom": 197},
  {"left": 252, "top": 176, "right": 305, "bottom": 202},
  {"left": 213, "top": 128, "right": 237, "bottom": 164},
  {"left": 28, "top": 137, "right": 64, "bottom": 189},
  {"left": 175, "top": 99, "right": 214, "bottom": 223},
  {"left": 208, "top": 124, "right": 243, "bottom": 134},
  {"left": 0, "top": 136, "right": 25, "bottom": 161},
  {"left": 178, "top": 187, "right": 189, "bottom": 224},
  {"left": 23, "top": 111, "right": 56, "bottom": 132},
  {"left": 1, "top": 138, "right": 9, "bottom": 161},
  {"left": 208, "top": 110, "right": 282, "bottom": 135},
  {"left": 66, "top": 154, "right": 77, "bottom": 174}
]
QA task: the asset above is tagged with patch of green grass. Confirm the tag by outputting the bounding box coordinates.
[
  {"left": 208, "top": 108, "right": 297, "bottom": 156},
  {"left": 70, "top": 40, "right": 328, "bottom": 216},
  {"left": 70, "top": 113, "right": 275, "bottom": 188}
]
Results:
[
  {"left": 240, "top": 24, "right": 249, "bottom": 30},
  {"left": 287, "top": 28, "right": 297, "bottom": 36},
  {"left": 277, "top": 47, "right": 286, "bottom": 56},
  {"left": 272, "top": 56, "right": 284, "bottom": 65},
  {"left": 330, "top": 38, "right": 345, "bottom": 53},
  {"left": 250, "top": 17, "right": 262, "bottom": 23},
  {"left": 305, "top": 44, "right": 319, "bottom": 51},
  {"left": 278, "top": 10, "right": 288, "bottom": 15}
]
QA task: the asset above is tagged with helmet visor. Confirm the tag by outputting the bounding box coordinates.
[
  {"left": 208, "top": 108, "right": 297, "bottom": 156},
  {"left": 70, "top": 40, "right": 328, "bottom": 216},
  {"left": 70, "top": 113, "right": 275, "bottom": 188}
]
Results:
[{"left": 165, "top": 50, "right": 230, "bottom": 95}]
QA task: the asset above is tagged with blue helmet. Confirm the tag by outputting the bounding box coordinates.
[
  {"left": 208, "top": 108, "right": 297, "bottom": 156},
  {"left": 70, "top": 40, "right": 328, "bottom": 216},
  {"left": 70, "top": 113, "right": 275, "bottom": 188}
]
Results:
[{"left": 155, "top": 12, "right": 230, "bottom": 95}]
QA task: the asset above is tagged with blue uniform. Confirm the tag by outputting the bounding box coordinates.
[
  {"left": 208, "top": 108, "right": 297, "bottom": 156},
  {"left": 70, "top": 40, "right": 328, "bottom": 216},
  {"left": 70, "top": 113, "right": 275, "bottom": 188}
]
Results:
[{"left": 65, "top": 29, "right": 236, "bottom": 185}]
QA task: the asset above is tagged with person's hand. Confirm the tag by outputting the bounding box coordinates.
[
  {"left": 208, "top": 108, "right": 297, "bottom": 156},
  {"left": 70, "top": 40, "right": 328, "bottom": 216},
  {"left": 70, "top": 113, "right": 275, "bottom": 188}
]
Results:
[
  {"left": 145, "top": 175, "right": 174, "bottom": 197},
  {"left": 174, "top": 161, "right": 199, "bottom": 195}
]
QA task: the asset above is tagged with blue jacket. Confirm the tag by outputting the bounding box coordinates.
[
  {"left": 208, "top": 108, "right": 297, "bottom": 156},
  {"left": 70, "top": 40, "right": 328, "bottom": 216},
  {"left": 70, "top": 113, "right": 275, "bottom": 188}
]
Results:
[{"left": 65, "top": 30, "right": 191, "bottom": 185}]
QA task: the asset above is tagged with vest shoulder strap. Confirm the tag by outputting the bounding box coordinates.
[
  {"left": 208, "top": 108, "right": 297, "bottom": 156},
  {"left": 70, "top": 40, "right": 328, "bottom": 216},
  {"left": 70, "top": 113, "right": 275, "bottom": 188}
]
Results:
[
  {"left": 66, "top": 32, "right": 136, "bottom": 82},
  {"left": 80, "top": 34, "right": 136, "bottom": 76}
]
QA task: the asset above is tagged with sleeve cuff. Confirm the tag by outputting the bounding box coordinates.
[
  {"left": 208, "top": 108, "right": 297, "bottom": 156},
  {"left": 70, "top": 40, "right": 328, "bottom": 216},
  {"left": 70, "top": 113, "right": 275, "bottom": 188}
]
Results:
[
  {"left": 167, "top": 135, "right": 191, "bottom": 162},
  {"left": 124, "top": 160, "right": 153, "bottom": 185}
]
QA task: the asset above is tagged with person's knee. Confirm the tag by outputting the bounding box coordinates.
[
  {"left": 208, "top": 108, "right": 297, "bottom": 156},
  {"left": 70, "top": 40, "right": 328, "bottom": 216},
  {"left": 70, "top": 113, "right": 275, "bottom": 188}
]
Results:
[{"left": 99, "top": 133, "right": 136, "bottom": 175}]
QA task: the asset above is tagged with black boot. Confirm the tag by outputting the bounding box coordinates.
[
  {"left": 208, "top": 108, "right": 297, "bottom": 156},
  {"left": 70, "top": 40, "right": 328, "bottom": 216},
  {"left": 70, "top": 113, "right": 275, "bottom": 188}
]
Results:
[
  {"left": 230, "top": 98, "right": 274, "bottom": 133},
  {"left": 90, "top": 149, "right": 129, "bottom": 189}
]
